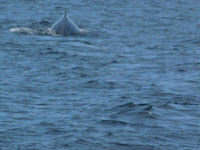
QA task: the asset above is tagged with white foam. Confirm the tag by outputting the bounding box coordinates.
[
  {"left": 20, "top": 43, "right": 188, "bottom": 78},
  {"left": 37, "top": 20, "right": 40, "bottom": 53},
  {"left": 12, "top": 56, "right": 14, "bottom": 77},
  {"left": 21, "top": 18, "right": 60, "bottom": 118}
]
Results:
[{"left": 10, "top": 27, "right": 35, "bottom": 34}]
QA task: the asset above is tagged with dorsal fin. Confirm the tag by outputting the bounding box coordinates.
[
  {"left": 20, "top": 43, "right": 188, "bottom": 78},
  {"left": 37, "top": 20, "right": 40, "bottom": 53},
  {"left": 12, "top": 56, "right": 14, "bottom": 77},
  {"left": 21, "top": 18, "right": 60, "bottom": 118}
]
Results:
[{"left": 64, "top": 9, "right": 67, "bottom": 17}]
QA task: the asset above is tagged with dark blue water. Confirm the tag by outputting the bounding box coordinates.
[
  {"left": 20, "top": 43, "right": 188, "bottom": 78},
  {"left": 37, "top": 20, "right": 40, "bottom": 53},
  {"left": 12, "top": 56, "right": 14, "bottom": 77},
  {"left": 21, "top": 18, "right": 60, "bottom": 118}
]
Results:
[{"left": 1, "top": 0, "right": 200, "bottom": 149}]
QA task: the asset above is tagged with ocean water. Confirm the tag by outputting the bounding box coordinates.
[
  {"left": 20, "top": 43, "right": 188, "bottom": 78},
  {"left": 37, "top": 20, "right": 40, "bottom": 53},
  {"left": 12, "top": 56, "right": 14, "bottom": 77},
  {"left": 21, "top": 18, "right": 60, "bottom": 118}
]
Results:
[{"left": 0, "top": 0, "right": 200, "bottom": 149}]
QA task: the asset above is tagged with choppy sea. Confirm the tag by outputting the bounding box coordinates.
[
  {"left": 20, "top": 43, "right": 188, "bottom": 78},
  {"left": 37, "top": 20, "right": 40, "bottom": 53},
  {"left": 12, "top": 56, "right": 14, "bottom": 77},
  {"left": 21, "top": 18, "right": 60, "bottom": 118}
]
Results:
[{"left": 0, "top": 0, "right": 200, "bottom": 149}]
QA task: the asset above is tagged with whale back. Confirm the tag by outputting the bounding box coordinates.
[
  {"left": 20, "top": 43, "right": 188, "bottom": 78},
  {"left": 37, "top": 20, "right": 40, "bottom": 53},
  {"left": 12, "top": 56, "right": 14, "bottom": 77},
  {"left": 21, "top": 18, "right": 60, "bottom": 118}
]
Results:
[{"left": 51, "top": 10, "right": 80, "bottom": 35}]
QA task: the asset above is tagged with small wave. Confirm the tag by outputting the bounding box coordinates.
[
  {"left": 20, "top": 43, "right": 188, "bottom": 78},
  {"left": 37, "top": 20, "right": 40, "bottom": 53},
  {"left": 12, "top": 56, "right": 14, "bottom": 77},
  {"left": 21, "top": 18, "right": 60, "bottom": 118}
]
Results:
[
  {"left": 39, "top": 20, "right": 51, "bottom": 25},
  {"left": 99, "top": 119, "right": 129, "bottom": 126},
  {"left": 111, "top": 142, "right": 157, "bottom": 150},
  {"left": 81, "top": 80, "right": 120, "bottom": 89},
  {"left": 84, "top": 80, "right": 101, "bottom": 88},
  {"left": 107, "top": 102, "right": 156, "bottom": 118},
  {"left": 108, "top": 102, "right": 136, "bottom": 113}
]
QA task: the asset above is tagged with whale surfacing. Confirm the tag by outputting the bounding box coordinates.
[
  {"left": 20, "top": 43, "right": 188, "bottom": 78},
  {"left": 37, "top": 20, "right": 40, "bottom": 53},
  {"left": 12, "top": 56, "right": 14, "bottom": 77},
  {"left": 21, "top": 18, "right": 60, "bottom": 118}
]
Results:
[{"left": 51, "top": 10, "right": 80, "bottom": 35}]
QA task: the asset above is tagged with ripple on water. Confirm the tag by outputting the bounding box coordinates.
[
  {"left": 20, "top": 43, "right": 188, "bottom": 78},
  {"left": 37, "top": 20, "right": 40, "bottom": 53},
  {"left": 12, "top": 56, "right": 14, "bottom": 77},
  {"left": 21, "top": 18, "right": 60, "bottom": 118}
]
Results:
[{"left": 1, "top": 0, "right": 200, "bottom": 149}]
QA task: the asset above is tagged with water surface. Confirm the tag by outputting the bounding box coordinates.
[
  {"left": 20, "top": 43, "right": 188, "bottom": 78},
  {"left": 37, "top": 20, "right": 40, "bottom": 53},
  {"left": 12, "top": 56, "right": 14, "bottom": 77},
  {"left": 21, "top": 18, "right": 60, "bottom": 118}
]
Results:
[{"left": 0, "top": 0, "right": 200, "bottom": 149}]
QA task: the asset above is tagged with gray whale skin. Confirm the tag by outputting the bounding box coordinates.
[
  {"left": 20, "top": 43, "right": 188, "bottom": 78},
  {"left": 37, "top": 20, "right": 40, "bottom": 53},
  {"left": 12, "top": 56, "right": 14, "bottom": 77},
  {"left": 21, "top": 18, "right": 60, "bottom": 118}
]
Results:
[{"left": 51, "top": 10, "right": 80, "bottom": 35}]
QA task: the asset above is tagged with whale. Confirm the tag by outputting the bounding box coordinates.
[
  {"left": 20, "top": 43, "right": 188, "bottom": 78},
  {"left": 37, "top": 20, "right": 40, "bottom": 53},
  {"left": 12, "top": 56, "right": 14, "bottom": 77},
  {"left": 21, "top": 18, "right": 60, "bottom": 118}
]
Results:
[{"left": 51, "top": 10, "right": 80, "bottom": 35}]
